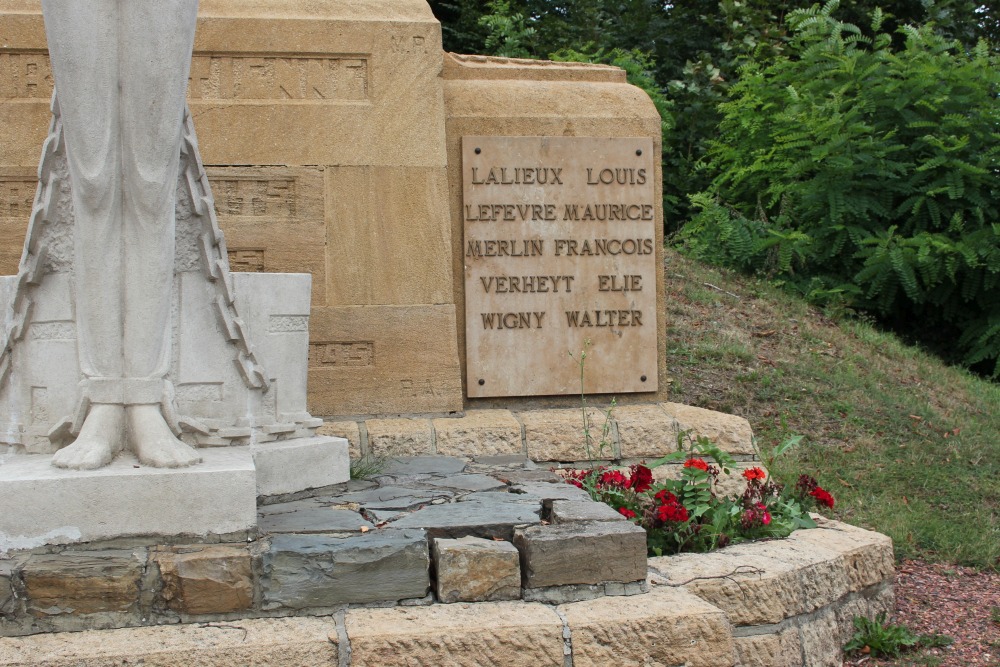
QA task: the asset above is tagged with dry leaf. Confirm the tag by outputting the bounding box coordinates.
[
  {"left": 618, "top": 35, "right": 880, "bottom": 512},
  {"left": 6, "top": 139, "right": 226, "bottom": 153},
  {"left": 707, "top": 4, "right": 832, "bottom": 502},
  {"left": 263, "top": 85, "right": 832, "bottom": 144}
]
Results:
[{"left": 360, "top": 526, "right": 370, "bottom": 533}]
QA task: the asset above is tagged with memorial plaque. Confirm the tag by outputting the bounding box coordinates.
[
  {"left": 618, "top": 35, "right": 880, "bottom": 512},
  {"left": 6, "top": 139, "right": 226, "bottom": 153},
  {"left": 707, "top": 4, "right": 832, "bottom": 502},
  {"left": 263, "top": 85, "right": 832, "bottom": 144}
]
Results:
[{"left": 463, "top": 136, "right": 658, "bottom": 398}]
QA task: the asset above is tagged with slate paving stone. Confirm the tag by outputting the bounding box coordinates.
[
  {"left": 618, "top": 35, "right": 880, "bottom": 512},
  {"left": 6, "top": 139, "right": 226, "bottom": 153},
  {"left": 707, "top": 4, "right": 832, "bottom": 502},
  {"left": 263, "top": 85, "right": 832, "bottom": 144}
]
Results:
[
  {"left": 381, "top": 456, "right": 467, "bottom": 476},
  {"left": 261, "top": 531, "right": 429, "bottom": 609},
  {"left": 458, "top": 491, "right": 542, "bottom": 504},
  {"left": 259, "top": 507, "right": 373, "bottom": 534},
  {"left": 514, "top": 521, "right": 647, "bottom": 589},
  {"left": 511, "top": 481, "right": 592, "bottom": 502},
  {"left": 389, "top": 501, "right": 541, "bottom": 539},
  {"left": 548, "top": 499, "right": 625, "bottom": 523},
  {"left": 417, "top": 474, "right": 507, "bottom": 493},
  {"left": 489, "top": 469, "right": 563, "bottom": 484}
]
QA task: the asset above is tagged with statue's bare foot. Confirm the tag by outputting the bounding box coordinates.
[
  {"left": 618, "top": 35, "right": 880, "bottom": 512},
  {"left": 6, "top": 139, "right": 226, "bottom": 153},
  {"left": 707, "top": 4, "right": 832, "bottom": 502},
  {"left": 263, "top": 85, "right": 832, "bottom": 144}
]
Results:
[
  {"left": 127, "top": 405, "right": 201, "bottom": 468},
  {"left": 51, "top": 404, "right": 125, "bottom": 470}
]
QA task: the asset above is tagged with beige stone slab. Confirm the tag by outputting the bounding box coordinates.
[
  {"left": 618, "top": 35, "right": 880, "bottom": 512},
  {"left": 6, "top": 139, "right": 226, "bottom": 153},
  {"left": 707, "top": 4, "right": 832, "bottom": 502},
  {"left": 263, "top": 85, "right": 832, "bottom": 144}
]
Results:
[
  {"left": 345, "top": 601, "right": 564, "bottom": 667},
  {"left": 443, "top": 53, "right": 627, "bottom": 83},
  {"left": 22, "top": 550, "right": 144, "bottom": 617},
  {"left": 786, "top": 518, "right": 895, "bottom": 592},
  {"left": 463, "top": 136, "right": 658, "bottom": 398},
  {"left": 365, "top": 418, "right": 434, "bottom": 457},
  {"left": 317, "top": 420, "right": 362, "bottom": 459},
  {"left": 559, "top": 585, "right": 736, "bottom": 667},
  {"left": 325, "top": 166, "right": 452, "bottom": 306},
  {"left": 648, "top": 531, "right": 856, "bottom": 626},
  {"left": 0, "top": 616, "right": 338, "bottom": 667},
  {"left": 432, "top": 409, "right": 523, "bottom": 457},
  {"left": 661, "top": 402, "right": 756, "bottom": 456},
  {"left": 307, "top": 305, "right": 463, "bottom": 416},
  {"left": 797, "top": 607, "right": 842, "bottom": 667},
  {"left": 151, "top": 545, "right": 253, "bottom": 616},
  {"left": 734, "top": 628, "right": 803, "bottom": 667},
  {"left": 615, "top": 404, "right": 680, "bottom": 458},
  {"left": 519, "top": 407, "right": 617, "bottom": 462}
]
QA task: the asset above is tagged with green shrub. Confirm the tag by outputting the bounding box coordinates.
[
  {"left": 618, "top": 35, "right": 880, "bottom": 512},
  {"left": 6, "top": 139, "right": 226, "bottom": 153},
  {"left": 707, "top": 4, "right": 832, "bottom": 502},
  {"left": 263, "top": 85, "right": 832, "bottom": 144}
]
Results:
[{"left": 680, "top": 1, "right": 1000, "bottom": 375}]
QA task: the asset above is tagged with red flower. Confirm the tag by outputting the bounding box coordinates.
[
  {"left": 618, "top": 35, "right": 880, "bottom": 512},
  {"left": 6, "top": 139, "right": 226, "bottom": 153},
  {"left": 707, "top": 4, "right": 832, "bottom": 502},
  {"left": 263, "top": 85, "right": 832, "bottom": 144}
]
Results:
[
  {"left": 656, "top": 502, "right": 689, "bottom": 523},
  {"left": 567, "top": 478, "right": 583, "bottom": 488},
  {"left": 598, "top": 470, "right": 628, "bottom": 489},
  {"left": 762, "top": 511, "right": 772, "bottom": 526},
  {"left": 810, "top": 487, "right": 835, "bottom": 509},
  {"left": 683, "top": 458, "right": 709, "bottom": 471},
  {"left": 742, "top": 467, "right": 766, "bottom": 481},
  {"left": 654, "top": 489, "right": 677, "bottom": 504},
  {"left": 627, "top": 465, "right": 654, "bottom": 493},
  {"left": 618, "top": 507, "right": 637, "bottom": 520}
]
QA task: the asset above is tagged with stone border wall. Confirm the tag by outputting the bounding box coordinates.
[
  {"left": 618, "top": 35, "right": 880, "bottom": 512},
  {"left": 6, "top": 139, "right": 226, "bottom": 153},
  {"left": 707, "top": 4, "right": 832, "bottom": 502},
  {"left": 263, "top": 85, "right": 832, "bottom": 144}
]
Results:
[{"left": 0, "top": 518, "right": 894, "bottom": 667}]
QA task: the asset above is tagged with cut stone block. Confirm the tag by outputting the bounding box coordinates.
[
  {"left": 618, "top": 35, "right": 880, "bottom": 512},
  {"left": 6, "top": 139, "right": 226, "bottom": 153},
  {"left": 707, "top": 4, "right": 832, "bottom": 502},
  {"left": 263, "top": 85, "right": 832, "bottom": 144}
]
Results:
[
  {"left": 660, "top": 402, "right": 755, "bottom": 456},
  {"left": 432, "top": 410, "right": 523, "bottom": 457},
  {"left": 152, "top": 545, "right": 253, "bottom": 616},
  {"left": 734, "top": 629, "right": 803, "bottom": 667},
  {"left": 0, "top": 560, "right": 14, "bottom": 613},
  {"left": 390, "top": 501, "right": 540, "bottom": 540},
  {"left": 346, "top": 601, "right": 564, "bottom": 667},
  {"left": 250, "top": 436, "right": 349, "bottom": 497},
  {"left": 316, "top": 420, "right": 362, "bottom": 459},
  {"left": 0, "top": 617, "right": 339, "bottom": 666},
  {"left": 365, "top": 419, "right": 435, "bottom": 457},
  {"left": 519, "top": 408, "right": 617, "bottom": 462},
  {"left": 0, "top": 449, "right": 256, "bottom": 549},
  {"left": 258, "top": 501, "right": 373, "bottom": 534},
  {"left": 559, "top": 585, "right": 737, "bottom": 667},
  {"left": 786, "top": 518, "right": 895, "bottom": 592},
  {"left": 380, "top": 456, "right": 467, "bottom": 477},
  {"left": 514, "top": 521, "right": 646, "bottom": 589},
  {"left": 548, "top": 499, "right": 625, "bottom": 523},
  {"left": 433, "top": 536, "right": 520, "bottom": 603},
  {"left": 22, "top": 550, "right": 144, "bottom": 616},
  {"left": 614, "top": 404, "right": 680, "bottom": 458},
  {"left": 511, "top": 481, "right": 592, "bottom": 502},
  {"left": 798, "top": 607, "right": 841, "bottom": 667},
  {"left": 261, "top": 531, "right": 429, "bottom": 609}
]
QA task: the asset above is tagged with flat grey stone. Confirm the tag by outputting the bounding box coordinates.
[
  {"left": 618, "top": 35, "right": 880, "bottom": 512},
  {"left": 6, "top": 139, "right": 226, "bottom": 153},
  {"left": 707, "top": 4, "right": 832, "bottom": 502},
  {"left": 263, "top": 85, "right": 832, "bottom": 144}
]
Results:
[
  {"left": 418, "top": 474, "right": 507, "bottom": 493},
  {"left": 381, "top": 456, "right": 467, "bottom": 476},
  {"left": 390, "top": 501, "right": 540, "bottom": 540},
  {"left": 365, "top": 509, "right": 409, "bottom": 524},
  {"left": 514, "top": 520, "right": 647, "bottom": 589},
  {"left": 259, "top": 507, "right": 373, "bottom": 534},
  {"left": 549, "top": 499, "right": 626, "bottom": 523},
  {"left": 472, "top": 455, "right": 531, "bottom": 466},
  {"left": 261, "top": 530, "right": 429, "bottom": 609},
  {"left": 257, "top": 498, "right": 325, "bottom": 516},
  {"left": 521, "top": 582, "right": 605, "bottom": 604},
  {"left": 489, "top": 469, "right": 562, "bottom": 484},
  {"left": 334, "top": 485, "right": 453, "bottom": 511},
  {"left": 511, "top": 481, "right": 592, "bottom": 502},
  {"left": 459, "top": 491, "right": 541, "bottom": 505}
]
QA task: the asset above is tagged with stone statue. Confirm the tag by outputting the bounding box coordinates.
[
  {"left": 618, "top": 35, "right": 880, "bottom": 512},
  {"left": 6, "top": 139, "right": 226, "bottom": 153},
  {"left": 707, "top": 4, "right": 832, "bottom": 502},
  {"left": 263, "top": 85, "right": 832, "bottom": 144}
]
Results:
[{"left": 41, "top": 0, "right": 202, "bottom": 469}]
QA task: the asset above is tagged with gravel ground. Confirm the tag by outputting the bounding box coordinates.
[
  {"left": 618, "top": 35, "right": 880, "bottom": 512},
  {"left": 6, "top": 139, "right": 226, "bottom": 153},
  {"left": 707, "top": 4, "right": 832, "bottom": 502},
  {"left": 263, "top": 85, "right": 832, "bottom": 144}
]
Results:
[{"left": 843, "top": 560, "right": 1000, "bottom": 667}]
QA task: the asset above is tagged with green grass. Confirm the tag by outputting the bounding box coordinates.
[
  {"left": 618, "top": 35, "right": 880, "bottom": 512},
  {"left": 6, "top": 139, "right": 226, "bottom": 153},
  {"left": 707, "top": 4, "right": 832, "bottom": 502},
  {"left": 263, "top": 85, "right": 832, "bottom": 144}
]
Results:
[{"left": 664, "top": 247, "right": 1000, "bottom": 570}]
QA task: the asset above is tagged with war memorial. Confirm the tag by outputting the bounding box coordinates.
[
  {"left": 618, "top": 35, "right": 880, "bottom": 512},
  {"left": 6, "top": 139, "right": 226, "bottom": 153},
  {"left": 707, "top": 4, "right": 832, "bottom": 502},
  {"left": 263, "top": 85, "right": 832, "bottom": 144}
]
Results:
[{"left": 0, "top": 2, "right": 893, "bottom": 665}]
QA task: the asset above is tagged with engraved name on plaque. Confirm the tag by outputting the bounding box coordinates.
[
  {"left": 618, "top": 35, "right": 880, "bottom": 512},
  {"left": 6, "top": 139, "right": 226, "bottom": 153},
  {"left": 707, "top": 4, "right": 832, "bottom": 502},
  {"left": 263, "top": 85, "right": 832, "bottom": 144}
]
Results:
[{"left": 463, "top": 136, "right": 658, "bottom": 398}]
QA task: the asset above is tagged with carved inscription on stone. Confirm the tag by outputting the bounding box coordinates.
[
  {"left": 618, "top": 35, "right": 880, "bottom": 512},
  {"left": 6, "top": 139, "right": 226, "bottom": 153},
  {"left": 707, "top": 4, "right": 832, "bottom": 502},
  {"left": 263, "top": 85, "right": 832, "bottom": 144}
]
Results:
[
  {"left": 188, "top": 55, "right": 368, "bottom": 101},
  {"left": 309, "top": 342, "right": 375, "bottom": 368},
  {"left": 227, "top": 248, "right": 266, "bottom": 272},
  {"left": 463, "top": 136, "right": 658, "bottom": 397},
  {"left": 0, "top": 179, "right": 37, "bottom": 218},
  {"left": 213, "top": 178, "right": 296, "bottom": 218},
  {"left": 0, "top": 52, "right": 54, "bottom": 99}
]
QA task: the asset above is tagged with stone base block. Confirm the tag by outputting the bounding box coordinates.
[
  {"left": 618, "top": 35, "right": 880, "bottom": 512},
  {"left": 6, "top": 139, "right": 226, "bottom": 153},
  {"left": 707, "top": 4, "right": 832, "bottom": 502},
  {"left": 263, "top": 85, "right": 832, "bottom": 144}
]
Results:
[
  {"left": 0, "top": 449, "right": 256, "bottom": 550},
  {"left": 433, "top": 536, "right": 521, "bottom": 603},
  {"left": 250, "top": 436, "right": 349, "bottom": 497},
  {"left": 514, "top": 521, "right": 647, "bottom": 590}
]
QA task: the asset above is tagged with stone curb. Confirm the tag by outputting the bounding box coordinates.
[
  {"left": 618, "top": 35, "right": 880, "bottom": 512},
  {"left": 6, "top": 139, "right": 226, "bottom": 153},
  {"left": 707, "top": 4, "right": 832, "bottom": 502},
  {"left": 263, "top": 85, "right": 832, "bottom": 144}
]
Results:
[
  {"left": 0, "top": 518, "right": 894, "bottom": 667},
  {"left": 318, "top": 403, "right": 757, "bottom": 463}
]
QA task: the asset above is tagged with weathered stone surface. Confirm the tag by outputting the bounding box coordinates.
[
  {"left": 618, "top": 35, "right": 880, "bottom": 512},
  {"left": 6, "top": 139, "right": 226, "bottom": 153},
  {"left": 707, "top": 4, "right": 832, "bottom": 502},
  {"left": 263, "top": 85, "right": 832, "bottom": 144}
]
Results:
[
  {"left": 433, "top": 536, "right": 521, "bottom": 603},
  {"left": 152, "top": 545, "right": 252, "bottom": 616},
  {"left": 560, "top": 585, "right": 737, "bottom": 667},
  {"left": 258, "top": 501, "right": 373, "bottom": 535},
  {"left": 514, "top": 521, "right": 646, "bottom": 589},
  {"left": 490, "top": 468, "right": 561, "bottom": 484},
  {"left": 0, "top": 561, "right": 15, "bottom": 614},
  {"left": 308, "top": 305, "right": 463, "bottom": 417},
  {"left": 733, "top": 628, "right": 803, "bottom": 667},
  {"left": 418, "top": 473, "right": 506, "bottom": 493},
  {"left": 520, "top": 408, "right": 617, "bottom": 462},
  {"left": 251, "top": 436, "right": 351, "bottom": 498},
  {"left": 390, "top": 501, "right": 540, "bottom": 540},
  {"left": 511, "top": 480, "right": 592, "bottom": 502},
  {"left": 832, "top": 582, "right": 895, "bottom": 645},
  {"left": 432, "top": 410, "right": 523, "bottom": 457},
  {"left": 798, "top": 607, "right": 841, "bottom": 667},
  {"left": 786, "top": 518, "right": 895, "bottom": 592},
  {"left": 660, "top": 402, "right": 755, "bottom": 456},
  {"left": 0, "top": 617, "right": 338, "bottom": 666},
  {"left": 335, "top": 485, "right": 453, "bottom": 510},
  {"left": 365, "top": 420, "right": 435, "bottom": 457},
  {"left": 346, "top": 601, "right": 564, "bottom": 667},
  {"left": 649, "top": 520, "right": 892, "bottom": 629},
  {"left": 261, "top": 531, "right": 429, "bottom": 609},
  {"left": 548, "top": 499, "right": 625, "bottom": 523},
  {"left": 22, "top": 551, "right": 143, "bottom": 616},
  {"left": 609, "top": 404, "right": 679, "bottom": 459},
  {"left": 317, "top": 420, "right": 362, "bottom": 460},
  {"left": 381, "top": 456, "right": 468, "bottom": 477}
]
